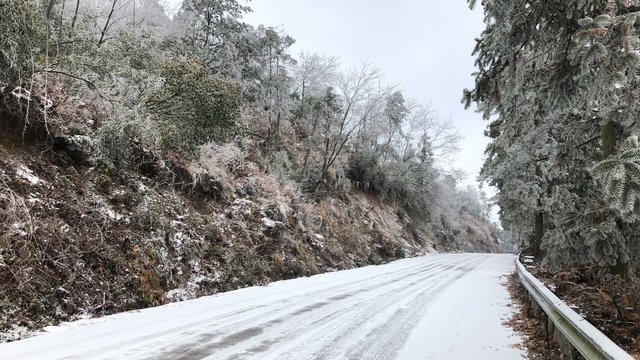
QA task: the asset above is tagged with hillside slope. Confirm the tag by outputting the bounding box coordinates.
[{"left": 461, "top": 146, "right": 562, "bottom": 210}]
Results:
[{"left": 0, "top": 84, "right": 499, "bottom": 341}]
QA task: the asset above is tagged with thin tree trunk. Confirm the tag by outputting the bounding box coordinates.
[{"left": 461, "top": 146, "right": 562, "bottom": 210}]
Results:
[
  {"left": 57, "top": 0, "right": 67, "bottom": 54},
  {"left": 46, "top": 0, "right": 56, "bottom": 20},
  {"left": 203, "top": 10, "right": 211, "bottom": 48},
  {"left": 98, "top": 0, "right": 118, "bottom": 47},
  {"left": 601, "top": 121, "right": 629, "bottom": 276},
  {"left": 301, "top": 111, "right": 320, "bottom": 176},
  {"left": 274, "top": 111, "right": 281, "bottom": 147},
  {"left": 312, "top": 138, "right": 332, "bottom": 193},
  {"left": 71, "top": 0, "right": 80, "bottom": 31}
]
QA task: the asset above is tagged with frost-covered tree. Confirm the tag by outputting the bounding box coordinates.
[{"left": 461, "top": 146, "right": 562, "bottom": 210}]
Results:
[
  {"left": 175, "top": 0, "right": 250, "bottom": 78},
  {"left": 466, "top": 0, "right": 640, "bottom": 273},
  {"left": 292, "top": 52, "right": 339, "bottom": 101},
  {"left": 252, "top": 26, "right": 296, "bottom": 149},
  {"left": 0, "top": 0, "right": 47, "bottom": 86}
]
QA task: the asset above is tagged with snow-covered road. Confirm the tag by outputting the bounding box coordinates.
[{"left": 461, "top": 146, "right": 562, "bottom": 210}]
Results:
[{"left": 0, "top": 254, "right": 525, "bottom": 360}]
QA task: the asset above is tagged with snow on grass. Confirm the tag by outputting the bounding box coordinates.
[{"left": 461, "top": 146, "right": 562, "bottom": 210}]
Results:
[
  {"left": 261, "top": 217, "right": 282, "bottom": 228},
  {"left": 165, "top": 258, "right": 221, "bottom": 303},
  {"left": 0, "top": 325, "right": 33, "bottom": 343},
  {"left": 16, "top": 165, "right": 42, "bottom": 185}
]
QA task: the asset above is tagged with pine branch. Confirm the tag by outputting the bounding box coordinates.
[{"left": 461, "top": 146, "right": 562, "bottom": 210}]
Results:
[{"left": 592, "top": 135, "right": 640, "bottom": 221}]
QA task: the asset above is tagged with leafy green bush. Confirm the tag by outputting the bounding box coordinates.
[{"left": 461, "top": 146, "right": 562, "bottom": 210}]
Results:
[
  {"left": 148, "top": 58, "right": 244, "bottom": 154},
  {"left": 0, "top": 0, "right": 47, "bottom": 85},
  {"left": 96, "top": 114, "right": 159, "bottom": 170}
]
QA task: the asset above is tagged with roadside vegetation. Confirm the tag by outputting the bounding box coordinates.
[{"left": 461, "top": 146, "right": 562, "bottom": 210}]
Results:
[
  {"left": 0, "top": 0, "right": 502, "bottom": 341},
  {"left": 467, "top": 0, "right": 640, "bottom": 355}
]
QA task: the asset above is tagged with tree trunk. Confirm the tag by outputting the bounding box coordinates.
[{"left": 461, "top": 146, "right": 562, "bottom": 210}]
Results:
[
  {"left": 601, "top": 121, "right": 629, "bottom": 277},
  {"left": 46, "top": 0, "right": 57, "bottom": 20},
  {"left": 301, "top": 111, "right": 320, "bottom": 178},
  {"left": 273, "top": 111, "right": 281, "bottom": 148},
  {"left": 532, "top": 211, "right": 544, "bottom": 259},
  {"left": 610, "top": 258, "right": 630, "bottom": 277},
  {"left": 203, "top": 10, "right": 211, "bottom": 48},
  {"left": 98, "top": 0, "right": 118, "bottom": 47},
  {"left": 57, "top": 0, "right": 67, "bottom": 53},
  {"left": 601, "top": 121, "right": 616, "bottom": 158},
  {"left": 71, "top": 0, "right": 80, "bottom": 31},
  {"left": 132, "top": 0, "right": 136, "bottom": 26},
  {"left": 532, "top": 165, "right": 545, "bottom": 259}
]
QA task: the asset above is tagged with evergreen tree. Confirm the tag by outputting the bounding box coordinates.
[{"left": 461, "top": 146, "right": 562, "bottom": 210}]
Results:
[{"left": 466, "top": 0, "right": 640, "bottom": 272}]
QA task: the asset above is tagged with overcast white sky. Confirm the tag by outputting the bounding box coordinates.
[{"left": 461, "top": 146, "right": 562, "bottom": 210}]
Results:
[{"left": 166, "top": 0, "right": 489, "bottom": 190}]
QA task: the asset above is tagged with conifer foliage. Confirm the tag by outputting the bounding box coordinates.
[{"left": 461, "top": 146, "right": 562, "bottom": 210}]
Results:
[
  {"left": 467, "top": 0, "right": 640, "bottom": 272},
  {"left": 592, "top": 135, "right": 640, "bottom": 221}
]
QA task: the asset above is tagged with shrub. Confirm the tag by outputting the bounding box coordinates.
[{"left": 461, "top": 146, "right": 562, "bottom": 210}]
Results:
[
  {"left": 198, "top": 142, "right": 244, "bottom": 178},
  {"left": 138, "top": 269, "right": 165, "bottom": 307},
  {"left": 0, "top": 0, "right": 47, "bottom": 86},
  {"left": 148, "top": 58, "right": 244, "bottom": 154},
  {"left": 96, "top": 114, "right": 160, "bottom": 170}
]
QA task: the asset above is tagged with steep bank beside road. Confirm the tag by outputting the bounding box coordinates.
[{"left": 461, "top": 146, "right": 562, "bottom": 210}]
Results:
[
  {"left": 0, "top": 122, "right": 500, "bottom": 342},
  {"left": 0, "top": 0, "right": 503, "bottom": 345}
]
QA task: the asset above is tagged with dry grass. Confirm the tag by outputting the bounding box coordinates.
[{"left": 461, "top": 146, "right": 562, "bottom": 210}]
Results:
[
  {"left": 197, "top": 142, "right": 244, "bottom": 187},
  {"left": 271, "top": 252, "right": 284, "bottom": 273},
  {"left": 530, "top": 266, "right": 640, "bottom": 358},
  {"left": 0, "top": 179, "right": 34, "bottom": 242},
  {"left": 504, "top": 273, "right": 565, "bottom": 359}
]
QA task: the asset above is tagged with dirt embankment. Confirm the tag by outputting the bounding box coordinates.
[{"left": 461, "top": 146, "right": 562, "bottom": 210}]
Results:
[{"left": 0, "top": 82, "right": 501, "bottom": 342}]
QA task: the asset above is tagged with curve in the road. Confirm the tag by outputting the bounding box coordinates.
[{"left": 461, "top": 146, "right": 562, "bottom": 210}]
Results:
[{"left": 0, "top": 254, "right": 521, "bottom": 360}]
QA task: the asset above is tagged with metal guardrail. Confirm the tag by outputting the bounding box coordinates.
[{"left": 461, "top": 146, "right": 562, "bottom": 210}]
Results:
[{"left": 516, "top": 255, "right": 635, "bottom": 360}]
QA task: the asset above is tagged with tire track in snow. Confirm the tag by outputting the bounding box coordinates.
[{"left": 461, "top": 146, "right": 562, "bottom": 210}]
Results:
[
  {"left": 276, "top": 255, "right": 488, "bottom": 360},
  {"left": 133, "top": 257, "right": 461, "bottom": 359},
  {"left": 0, "top": 254, "right": 512, "bottom": 360},
  {"left": 166, "top": 259, "right": 466, "bottom": 359},
  {"left": 34, "top": 255, "right": 457, "bottom": 360},
  {"left": 344, "top": 259, "right": 488, "bottom": 359}
]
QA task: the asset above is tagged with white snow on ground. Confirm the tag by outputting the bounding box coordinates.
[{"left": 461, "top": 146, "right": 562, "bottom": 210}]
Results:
[
  {"left": 0, "top": 254, "right": 525, "bottom": 360},
  {"left": 397, "top": 254, "right": 525, "bottom": 359},
  {"left": 16, "top": 165, "right": 42, "bottom": 185}
]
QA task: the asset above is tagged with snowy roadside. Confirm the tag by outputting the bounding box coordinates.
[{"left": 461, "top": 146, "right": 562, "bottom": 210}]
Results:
[
  {"left": 0, "top": 254, "right": 525, "bottom": 360},
  {"left": 397, "top": 254, "right": 525, "bottom": 359}
]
